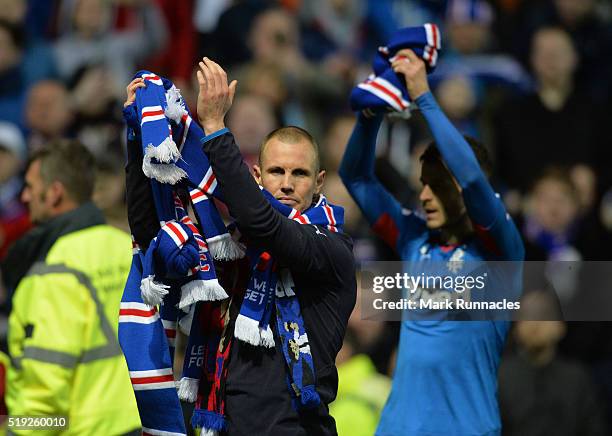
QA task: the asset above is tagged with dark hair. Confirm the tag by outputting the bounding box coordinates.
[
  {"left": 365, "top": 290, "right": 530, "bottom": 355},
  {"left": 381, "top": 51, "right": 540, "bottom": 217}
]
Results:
[
  {"left": 28, "top": 139, "right": 96, "bottom": 204},
  {"left": 420, "top": 135, "right": 493, "bottom": 178},
  {"left": 0, "top": 19, "right": 25, "bottom": 51},
  {"left": 529, "top": 165, "right": 578, "bottom": 199},
  {"left": 259, "top": 126, "right": 321, "bottom": 171}
]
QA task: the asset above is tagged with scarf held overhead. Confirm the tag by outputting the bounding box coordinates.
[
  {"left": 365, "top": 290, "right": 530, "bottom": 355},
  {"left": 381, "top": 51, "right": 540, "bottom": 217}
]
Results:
[{"left": 350, "top": 23, "right": 441, "bottom": 113}]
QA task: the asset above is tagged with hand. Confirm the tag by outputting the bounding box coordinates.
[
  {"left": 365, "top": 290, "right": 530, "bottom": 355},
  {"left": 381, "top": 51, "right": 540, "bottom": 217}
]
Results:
[
  {"left": 74, "top": 67, "right": 116, "bottom": 116},
  {"left": 391, "top": 49, "right": 430, "bottom": 101},
  {"left": 196, "top": 57, "right": 237, "bottom": 135},
  {"left": 124, "top": 77, "right": 145, "bottom": 108}
]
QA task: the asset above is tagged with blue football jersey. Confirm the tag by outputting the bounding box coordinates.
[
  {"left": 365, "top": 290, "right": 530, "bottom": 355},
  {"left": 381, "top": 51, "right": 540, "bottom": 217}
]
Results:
[{"left": 340, "top": 92, "right": 524, "bottom": 435}]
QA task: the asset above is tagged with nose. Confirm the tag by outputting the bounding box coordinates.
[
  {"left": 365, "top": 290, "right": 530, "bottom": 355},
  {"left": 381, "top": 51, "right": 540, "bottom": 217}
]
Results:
[
  {"left": 21, "top": 187, "right": 31, "bottom": 204},
  {"left": 280, "top": 174, "right": 294, "bottom": 194},
  {"left": 419, "top": 184, "right": 433, "bottom": 203}
]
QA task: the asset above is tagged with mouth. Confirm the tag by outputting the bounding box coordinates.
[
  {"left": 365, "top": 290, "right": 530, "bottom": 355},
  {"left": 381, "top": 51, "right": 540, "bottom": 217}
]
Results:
[
  {"left": 278, "top": 197, "right": 298, "bottom": 206},
  {"left": 424, "top": 208, "right": 438, "bottom": 220}
]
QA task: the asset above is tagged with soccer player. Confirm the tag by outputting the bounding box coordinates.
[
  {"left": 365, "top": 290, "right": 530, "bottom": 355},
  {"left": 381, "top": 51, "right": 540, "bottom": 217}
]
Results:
[{"left": 339, "top": 49, "right": 524, "bottom": 435}]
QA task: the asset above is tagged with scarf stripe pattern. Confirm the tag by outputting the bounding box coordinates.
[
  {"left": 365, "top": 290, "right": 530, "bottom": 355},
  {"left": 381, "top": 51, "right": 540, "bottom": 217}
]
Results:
[
  {"left": 173, "top": 195, "right": 228, "bottom": 309},
  {"left": 351, "top": 23, "right": 441, "bottom": 113},
  {"left": 130, "top": 72, "right": 237, "bottom": 308},
  {"left": 121, "top": 72, "right": 238, "bottom": 435},
  {"left": 119, "top": 247, "right": 187, "bottom": 436},
  {"left": 137, "top": 73, "right": 187, "bottom": 184},
  {"left": 166, "top": 83, "right": 244, "bottom": 262},
  {"left": 195, "top": 191, "right": 345, "bottom": 435}
]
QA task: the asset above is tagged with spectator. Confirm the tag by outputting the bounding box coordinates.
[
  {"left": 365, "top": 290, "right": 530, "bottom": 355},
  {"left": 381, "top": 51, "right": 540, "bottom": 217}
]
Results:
[
  {"left": 0, "top": 20, "right": 32, "bottom": 129},
  {"left": 431, "top": 0, "right": 532, "bottom": 111},
  {"left": 0, "top": 122, "right": 29, "bottom": 260},
  {"left": 364, "top": 0, "right": 442, "bottom": 52},
  {"left": 226, "top": 93, "right": 279, "bottom": 167},
  {"left": 241, "top": 7, "right": 349, "bottom": 135},
  {"left": 494, "top": 27, "right": 603, "bottom": 196},
  {"left": 0, "top": 0, "right": 56, "bottom": 81},
  {"left": 320, "top": 113, "right": 355, "bottom": 172},
  {"left": 4, "top": 140, "right": 140, "bottom": 433},
  {"left": 53, "top": 0, "right": 168, "bottom": 94},
  {"left": 0, "top": 0, "right": 26, "bottom": 26},
  {"left": 93, "top": 156, "right": 128, "bottom": 233},
  {"left": 68, "top": 65, "right": 124, "bottom": 158},
  {"left": 234, "top": 62, "right": 288, "bottom": 120},
  {"left": 299, "top": 0, "right": 366, "bottom": 60},
  {"left": 519, "top": 0, "right": 612, "bottom": 103},
  {"left": 522, "top": 167, "right": 581, "bottom": 261},
  {"left": 207, "top": 0, "right": 270, "bottom": 68},
  {"left": 434, "top": 74, "right": 479, "bottom": 137},
  {"left": 24, "top": 80, "right": 74, "bottom": 152},
  {"left": 499, "top": 289, "right": 609, "bottom": 436}
]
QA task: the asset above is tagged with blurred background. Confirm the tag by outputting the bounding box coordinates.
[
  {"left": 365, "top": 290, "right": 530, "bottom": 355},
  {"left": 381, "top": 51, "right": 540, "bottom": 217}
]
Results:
[{"left": 0, "top": 0, "right": 611, "bottom": 434}]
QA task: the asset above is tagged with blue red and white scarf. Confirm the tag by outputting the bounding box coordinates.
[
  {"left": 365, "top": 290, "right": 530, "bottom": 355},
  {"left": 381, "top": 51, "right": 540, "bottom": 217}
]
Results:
[
  {"left": 120, "top": 71, "right": 345, "bottom": 436},
  {"left": 119, "top": 240, "right": 187, "bottom": 436},
  {"left": 194, "top": 191, "right": 345, "bottom": 436},
  {"left": 351, "top": 23, "right": 442, "bottom": 113}
]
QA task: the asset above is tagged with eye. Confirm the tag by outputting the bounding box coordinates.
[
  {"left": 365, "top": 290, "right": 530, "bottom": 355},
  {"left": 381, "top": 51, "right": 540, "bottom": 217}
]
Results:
[
  {"left": 293, "top": 169, "right": 309, "bottom": 177},
  {"left": 268, "top": 167, "right": 284, "bottom": 175}
]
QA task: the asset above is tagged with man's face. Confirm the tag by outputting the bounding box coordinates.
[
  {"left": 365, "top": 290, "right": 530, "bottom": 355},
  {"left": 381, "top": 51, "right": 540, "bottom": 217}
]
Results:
[
  {"left": 254, "top": 138, "right": 325, "bottom": 212},
  {"left": 21, "top": 160, "right": 53, "bottom": 224},
  {"left": 0, "top": 147, "right": 20, "bottom": 184},
  {"left": 419, "top": 159, "right": 465, "bottom": 229},
  {"left": 531, "top": 178, "right": 578, "bottom": 235},
  {"left": 0, "top": 26, "right": 20, "bottom": 73},
  {"left": 26, "top": 82, "right": 72, "bottom": 137},
  {"left": 531, "top": 29, "right": 576, "bottom": 86}
]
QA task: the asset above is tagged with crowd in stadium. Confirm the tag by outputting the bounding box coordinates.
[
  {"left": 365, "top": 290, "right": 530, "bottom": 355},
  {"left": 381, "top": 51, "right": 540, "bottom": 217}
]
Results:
[{"left": 0, "top": 0, "right": 611, "bottom": 434}]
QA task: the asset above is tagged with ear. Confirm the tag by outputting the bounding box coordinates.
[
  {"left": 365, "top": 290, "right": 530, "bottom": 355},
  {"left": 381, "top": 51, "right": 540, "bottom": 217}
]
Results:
[
  {"left": 314, "top": 169, "right": 326, "bottom": 194},
  {"left": 553, "top": 321, "right": 567, "bottom": 342},
  {"left": 253, "top": 164, "right": 263, "bottom": 185},
  {"left": 47, "top": 181, "right": 65, "bottom": 208}
]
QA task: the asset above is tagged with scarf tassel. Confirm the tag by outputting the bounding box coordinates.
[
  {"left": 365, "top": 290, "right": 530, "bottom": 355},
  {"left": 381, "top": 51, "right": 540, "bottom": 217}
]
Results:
[
  {"left": 164, "top": 86, "right": 186, "bottom": 124},
  {"left": 234, "top": 314, "right": 274, "bottom": 348},
  {"left": 142, "top": 156, "right": 188, "bottom": 184},
  {"left": 145, "top": 136, "right": 181, "bottom": 163},
  {"left": 140, "top": 275, "right": 170, "bottom": 306},
  {"left": 207, "top": 233, "right": 245, "bottom": 261},
  {"left": 178, "top": 304, "right": 195, "bottom": 331},
  {"left": 299, "top": 385, "right": 321, "bottom": 409},
  {"left": 179, "top": 279, "right": 228, "bottom": 309},
  {"left": 192, "top": 409, "right": 227, "bottom": 435},
  {"left": 260, "top": 324, "right": 275, "bottom": 348},
  {"left": 177, "top": 377, "right": 199, "bottom": 403},
  {"left": 234, "top": 314, "right": 262, "bottom": 346}
]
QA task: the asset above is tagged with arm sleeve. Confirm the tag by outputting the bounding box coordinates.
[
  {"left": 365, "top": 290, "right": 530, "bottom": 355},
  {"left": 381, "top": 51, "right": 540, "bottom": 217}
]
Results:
[
  {"left": 416, "top": 92, "right": 524, "bottom": 260},
  {"left": 339, "top": 113, "right": 426, "bottom": 252},
  {"left": 202, "top": 130, "right": 353, "bottom": 276},
  {"left": 124, "top": 121, "right": 160, "bottom": 250},
  {"left": 7, "top": 274, "right": 91, "bottom": 423}
]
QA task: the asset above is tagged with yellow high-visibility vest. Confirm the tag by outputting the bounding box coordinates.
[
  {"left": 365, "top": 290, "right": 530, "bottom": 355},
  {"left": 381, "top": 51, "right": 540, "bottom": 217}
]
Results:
[{"left": 8, "top": 225, "right": 141, "bottom": 435}]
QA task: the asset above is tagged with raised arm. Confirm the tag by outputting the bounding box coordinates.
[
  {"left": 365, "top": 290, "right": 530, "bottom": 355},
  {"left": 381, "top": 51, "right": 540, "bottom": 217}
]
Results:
[
  {"left": 196, "top": 58, "right": 353, "bottom": 277},
  {"left": 392, "top": 50, "right": 524, "bottom": 260},
  {"left": 339, "top": 113, "right": 426, "bottom": 251}
]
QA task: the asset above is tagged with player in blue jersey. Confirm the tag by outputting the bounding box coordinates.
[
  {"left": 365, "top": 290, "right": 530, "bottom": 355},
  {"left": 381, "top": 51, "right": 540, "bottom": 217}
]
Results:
[{"left": 339, "top": 49, "right": 525, "bottom": 435}]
